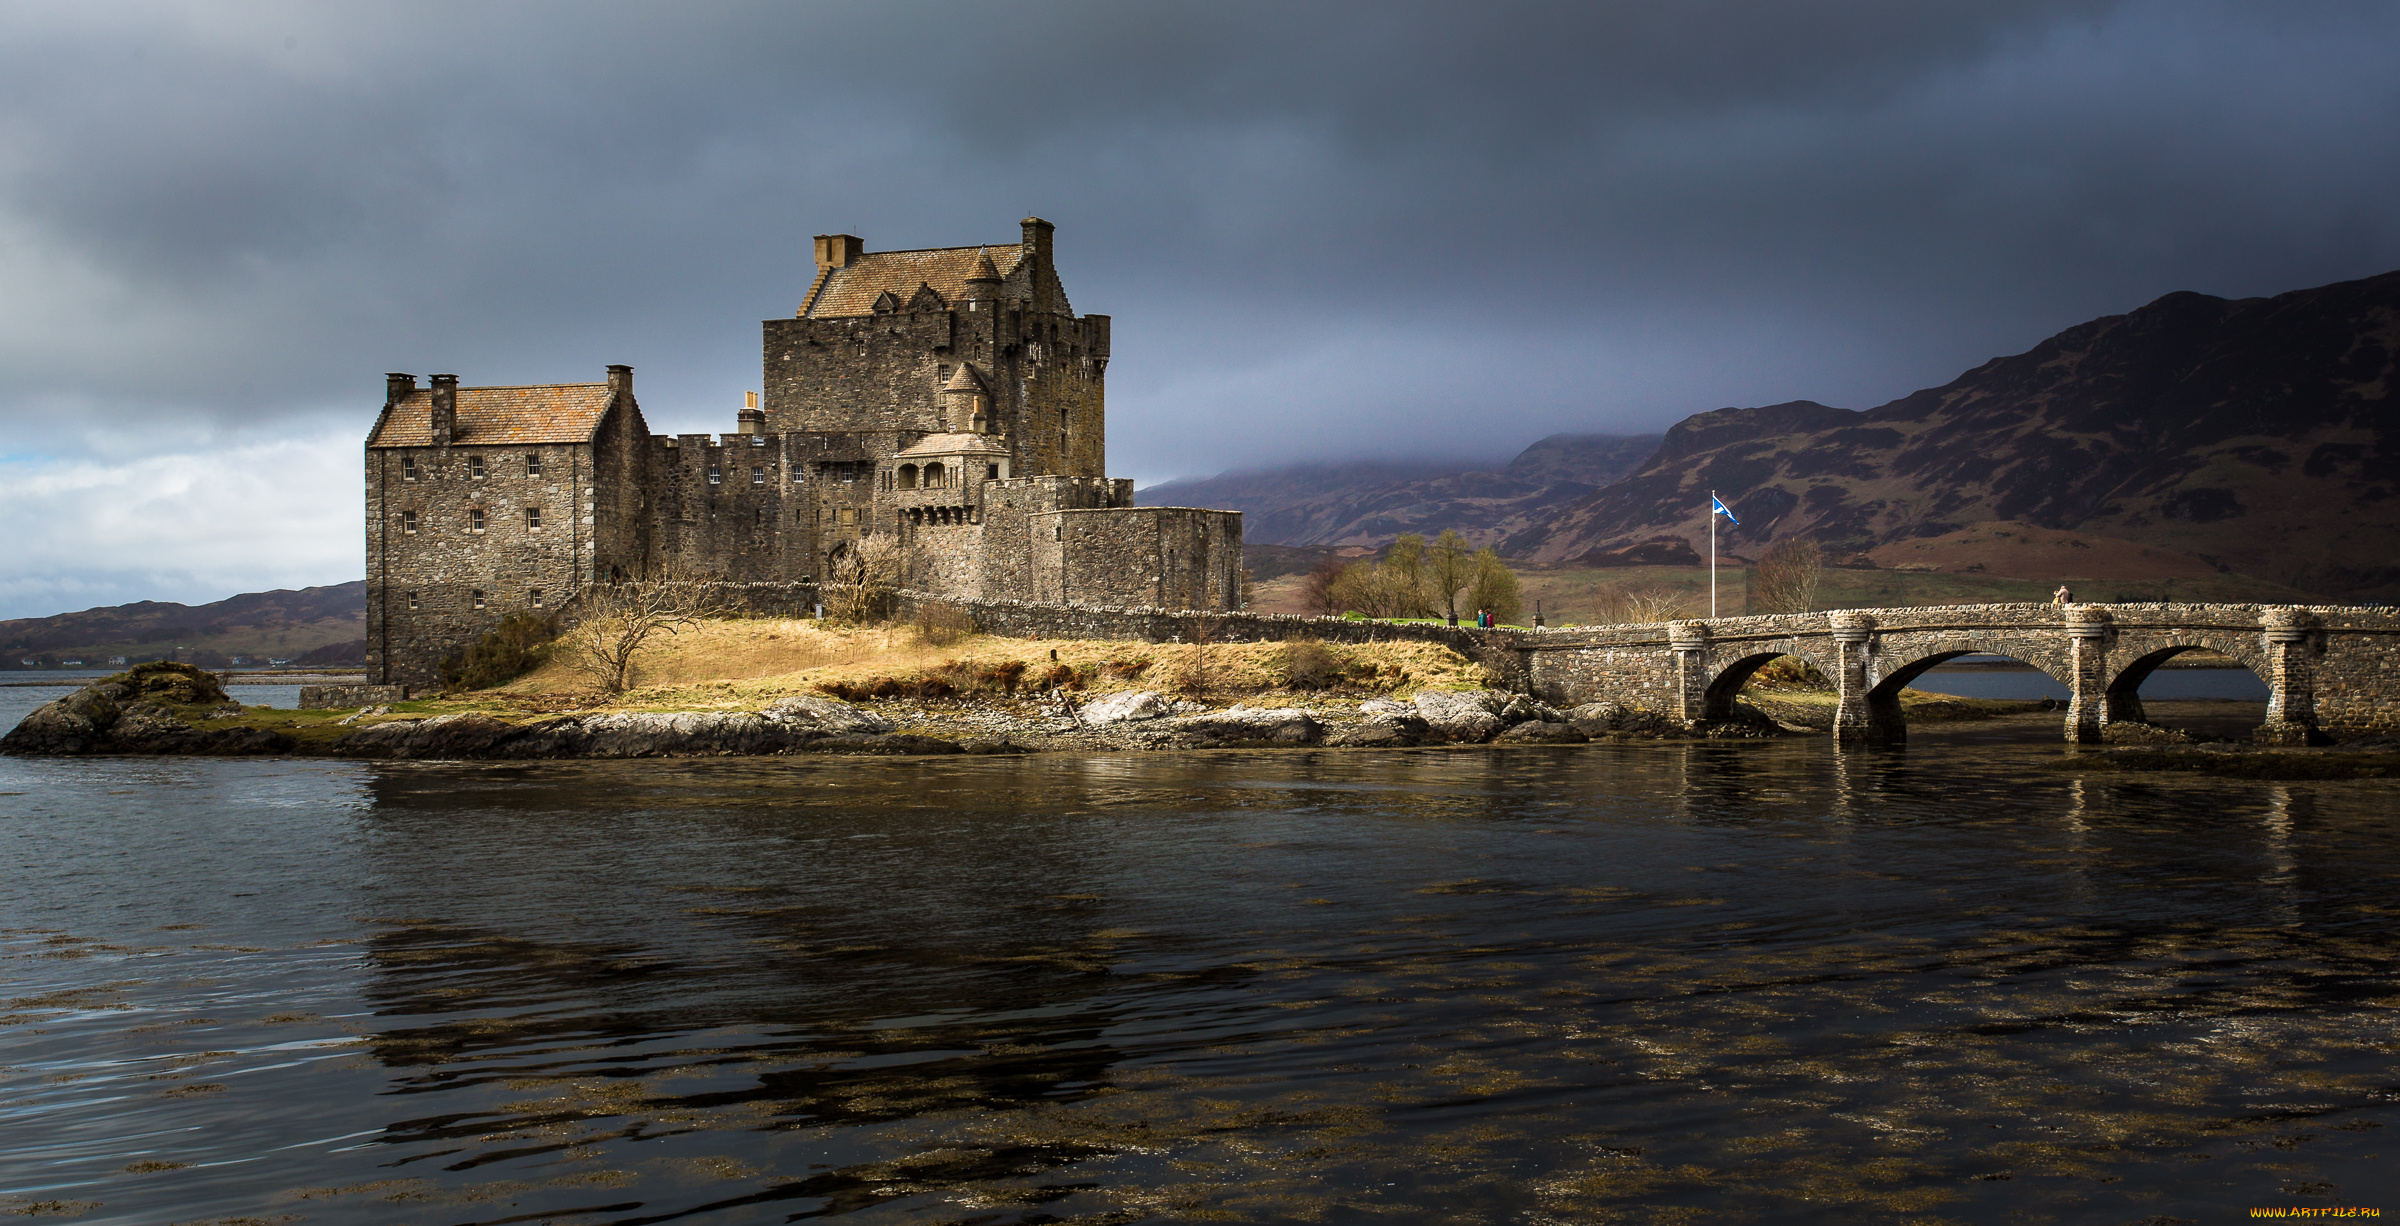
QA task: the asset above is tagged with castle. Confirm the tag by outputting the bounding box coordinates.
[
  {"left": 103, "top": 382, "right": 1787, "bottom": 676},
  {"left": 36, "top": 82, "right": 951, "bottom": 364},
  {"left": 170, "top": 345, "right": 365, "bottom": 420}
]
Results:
[{"left": 363, "top": 217, "right": 1244, "bottom": 685}]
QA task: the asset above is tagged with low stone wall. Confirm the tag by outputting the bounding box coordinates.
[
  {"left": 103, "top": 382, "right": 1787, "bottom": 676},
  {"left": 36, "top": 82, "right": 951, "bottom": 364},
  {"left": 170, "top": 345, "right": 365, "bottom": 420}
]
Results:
[
  {"left": 299, "top": 684, "right": 410, "bottom": 709},
  {"left": 893, "top": 589, "right": 1494, "bottom": 653}
]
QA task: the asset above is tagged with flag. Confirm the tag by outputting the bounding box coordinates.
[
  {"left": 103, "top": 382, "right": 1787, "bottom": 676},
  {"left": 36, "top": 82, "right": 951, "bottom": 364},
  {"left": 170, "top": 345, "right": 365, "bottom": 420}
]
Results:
[{"left": 1711, "top": 494, "right": 1740, "bottom": 526}]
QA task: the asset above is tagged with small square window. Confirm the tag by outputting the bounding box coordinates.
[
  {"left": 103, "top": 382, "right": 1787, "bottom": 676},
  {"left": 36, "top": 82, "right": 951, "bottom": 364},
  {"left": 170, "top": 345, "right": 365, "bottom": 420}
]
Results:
[
  {"left": 525, "top": 507, "right": 542, "bottom": 530},
  {"left": 529, "top": 588, "right": 543, "bottom": 608},
  {"left": 468, "top": 508, "right": 485, "bottom": 532},
  {"left": 407, "top": 591, "right": 419, "bottom": 610},
  {"left": 752, "top": 466, "right": 764, "bottom": 484},
  {"left": 469, "top": 455, "right": 486, "bottom": 478},
  {"left": 525, "top": 453, "right": 543, "bottom": 477},
  {"left": 472, "top": 589, "right": 486, "bottom": 609},
  {"left": 402, "top": 510, "right": 419, "bottom": 534},
  {"left": 401, "top": 456, "right": 417, "bottom": 481}
]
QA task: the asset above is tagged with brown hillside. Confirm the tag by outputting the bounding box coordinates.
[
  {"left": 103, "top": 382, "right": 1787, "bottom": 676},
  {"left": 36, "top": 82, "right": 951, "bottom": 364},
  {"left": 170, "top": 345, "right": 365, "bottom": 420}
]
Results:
[{"left": 1502, "top": 269, "right": 2400, "bottom": 599}]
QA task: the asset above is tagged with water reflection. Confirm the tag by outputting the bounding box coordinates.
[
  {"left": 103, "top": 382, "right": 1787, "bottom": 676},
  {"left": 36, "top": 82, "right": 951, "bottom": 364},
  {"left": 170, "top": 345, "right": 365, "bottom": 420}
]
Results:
[{"left": 3, "top": 746, "right": 2397, "bottom": 1223}]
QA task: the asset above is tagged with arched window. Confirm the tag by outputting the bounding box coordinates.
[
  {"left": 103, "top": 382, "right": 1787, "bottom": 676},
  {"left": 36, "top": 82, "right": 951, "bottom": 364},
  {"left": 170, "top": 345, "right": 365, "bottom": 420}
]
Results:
[
  {"left": 924, "top": 462, "right": 945, "bottom": 488},
  {"left": 899, "top": 464, "right": 918, "bottom": 489}
]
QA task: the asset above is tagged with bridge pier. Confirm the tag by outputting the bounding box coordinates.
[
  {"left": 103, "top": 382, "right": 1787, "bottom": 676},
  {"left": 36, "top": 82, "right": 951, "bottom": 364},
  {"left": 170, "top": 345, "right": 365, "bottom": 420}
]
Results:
[
  {"left": 2064, "top": 614, "right": 2110, "bottom": 744},
  {"left": 2259, "top": 612, "right": 2320, "bottom": 745},
  {"left": 1827, "top": 615, "right": 1884, "bottom": 744}
]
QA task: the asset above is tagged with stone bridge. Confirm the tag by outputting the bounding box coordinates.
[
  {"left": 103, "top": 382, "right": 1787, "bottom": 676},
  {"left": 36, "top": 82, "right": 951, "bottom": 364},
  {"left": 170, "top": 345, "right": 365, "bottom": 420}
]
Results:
[{"left": 1515, "top": 602, "right": 2400, "bottom": 744}]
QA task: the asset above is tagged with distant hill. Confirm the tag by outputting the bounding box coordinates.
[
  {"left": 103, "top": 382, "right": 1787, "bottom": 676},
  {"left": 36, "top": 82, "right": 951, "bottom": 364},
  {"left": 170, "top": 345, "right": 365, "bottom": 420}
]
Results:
[
  {"left": 1140, "top": 433, "right": 1661, "bottom": 547},
  {"left": 1501, "top": 269, "right": 2400, "bottom": 600},
  {"left": 2, "top": 581, "right": 366, "bottom": 666}
]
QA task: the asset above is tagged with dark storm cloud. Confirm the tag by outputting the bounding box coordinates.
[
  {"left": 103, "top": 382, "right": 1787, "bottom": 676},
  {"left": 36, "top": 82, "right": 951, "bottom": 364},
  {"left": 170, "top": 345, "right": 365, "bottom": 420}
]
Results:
[{"left": 2, "top": 0, "right": 2397, "bottom": 613}]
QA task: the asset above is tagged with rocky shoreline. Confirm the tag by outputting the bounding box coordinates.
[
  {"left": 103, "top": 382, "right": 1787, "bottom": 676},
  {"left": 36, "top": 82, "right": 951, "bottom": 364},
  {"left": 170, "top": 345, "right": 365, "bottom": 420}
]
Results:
[{"left": 1, "top": 663, "right": 1735, "bottom": 761}]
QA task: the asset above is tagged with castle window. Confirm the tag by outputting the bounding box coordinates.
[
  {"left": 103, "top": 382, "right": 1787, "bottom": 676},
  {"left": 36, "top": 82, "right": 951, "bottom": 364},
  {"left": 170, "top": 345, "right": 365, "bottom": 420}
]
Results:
[
  {"left": 529, "top": 588, "right": 543, "bottom": 608},
  {"left": 407, "top": 591, "right": 419, "bottom": 610},
  {"left": 472, "top": 589, "right": 486, "bottom": 609},
  {"left": 525, "top": 453, "right": 543, "bottom": 477},
  {"left": 752, "top": 466, "right": 764, "bottom": 484},
  {"left": 1054, "top": 523, "right": 1062, "bottom": 540},
  {"left": 469, "top": 455, "right": 485, "bottom": 479},
  {"left": 468, "top": 508, "right": 485, "bottom": 532},
  {"left": 899, "top": 464, "right": 918, "bottom": 490},
  {"left": 401, "top": 456, "right": 417, "bottom": 481},
  {"left": 709, "top": 464, "right": 722, "bottom": 485},
  {"left": 525, "top": 507, "right": 542, "bottom": 530},
  {"left": 402, "top": 510, "right": 418, "bottom": 534},
  {"left": 925, "top": 462, "right": 945, "bottom": 488},
  {"left": 987, "top": 464, "right": 999, "bottom": 481}
]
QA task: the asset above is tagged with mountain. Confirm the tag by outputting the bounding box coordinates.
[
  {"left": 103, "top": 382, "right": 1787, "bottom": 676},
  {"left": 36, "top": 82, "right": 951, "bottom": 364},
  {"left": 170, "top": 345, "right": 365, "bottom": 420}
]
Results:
[
  {"left": 1502, "top": 269, "right": 2400, "bottom": 599},
  {"left": 1140, "top": 433, "right": 1661, "bottom": 547},
  {"left": 1, "top": 582, "right": 366, "bottom": 666}
]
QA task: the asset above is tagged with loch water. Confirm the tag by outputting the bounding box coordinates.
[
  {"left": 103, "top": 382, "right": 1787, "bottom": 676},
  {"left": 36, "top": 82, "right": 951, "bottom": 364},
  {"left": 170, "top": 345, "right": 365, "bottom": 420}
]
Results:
[{"left": 2, "top": 698, "right": 2396, "bottom": 1223}]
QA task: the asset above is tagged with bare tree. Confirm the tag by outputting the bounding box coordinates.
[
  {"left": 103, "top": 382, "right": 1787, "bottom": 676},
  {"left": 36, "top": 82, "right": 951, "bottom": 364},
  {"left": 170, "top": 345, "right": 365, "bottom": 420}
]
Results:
[
  {"left": 1172, "top": 611, "right": 1226, "bottom": 698},
  {"left": 1427, "top": 529, "right": 1474, "bottom": 624},
  {"left": 1594, "top": 582, "right": 1693, "bottom": 624},
  {"left": 561, "top": 571, "right": 726, "bottom": 695},
  {"left": 1300, "top": 553, "right": 1347, "bottom": 616},
  {"left": 1751, "top": 536, "right": 1825, "bottom": 614},
  {"left": 825, "top": 533, "right": 905, "bottom": 623}
]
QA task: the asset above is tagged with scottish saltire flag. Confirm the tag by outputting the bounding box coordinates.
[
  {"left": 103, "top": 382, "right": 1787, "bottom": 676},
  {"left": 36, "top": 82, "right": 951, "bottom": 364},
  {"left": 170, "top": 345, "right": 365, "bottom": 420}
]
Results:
[{"left": 1711, "top": 493, "right": 1740, "bottom": 526}]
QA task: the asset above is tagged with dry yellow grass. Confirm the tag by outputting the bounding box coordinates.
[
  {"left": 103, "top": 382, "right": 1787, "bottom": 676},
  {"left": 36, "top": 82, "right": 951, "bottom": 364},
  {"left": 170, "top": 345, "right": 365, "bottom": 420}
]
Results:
[{"left": 492, "top": 618, "right": 1483, "bottom": 711}]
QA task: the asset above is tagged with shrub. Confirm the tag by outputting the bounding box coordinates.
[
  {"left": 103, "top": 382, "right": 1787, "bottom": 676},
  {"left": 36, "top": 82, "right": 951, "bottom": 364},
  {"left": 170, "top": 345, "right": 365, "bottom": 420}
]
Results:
[
  {"left": 1100, "top": 657, "right": 1152, "bottom": 679},
  {"left": 104, "top": 660, "right": 230, "bottom": 706},
  {"left": 983, "top": 660, "right": 1028, "bottom": 693},
  {"left": 1750, "top": 655, "right": 1829, "bottom": 690},
  {"left": 439, "top": 612, "right": 556, "bottom": 693},
  {"left": 1278, "top": 640, "right": 1341, "bottom": 690},
  {"left": 914, "top": 601, "right": 974, "bottom": 647}
]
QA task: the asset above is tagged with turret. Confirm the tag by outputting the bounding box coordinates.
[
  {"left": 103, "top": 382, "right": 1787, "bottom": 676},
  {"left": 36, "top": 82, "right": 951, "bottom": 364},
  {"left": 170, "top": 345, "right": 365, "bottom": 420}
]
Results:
[{"left": 943, "top": 363, "right": 991, "bottom": 434}]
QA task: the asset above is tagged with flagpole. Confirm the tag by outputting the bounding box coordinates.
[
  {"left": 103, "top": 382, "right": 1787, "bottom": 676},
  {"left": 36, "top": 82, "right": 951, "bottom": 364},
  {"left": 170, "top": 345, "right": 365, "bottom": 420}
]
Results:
[{"left": 1709, "top": 489, "right": 1717, "bottom": 618}]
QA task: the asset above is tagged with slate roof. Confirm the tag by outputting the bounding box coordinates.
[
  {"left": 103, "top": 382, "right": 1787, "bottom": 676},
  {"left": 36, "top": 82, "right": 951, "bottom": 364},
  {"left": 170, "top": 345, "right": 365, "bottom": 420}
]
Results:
[
  {"left": 895, "top": 432, "right": 1012, "bottom": 458},
  {"left": 800, "top": 245, "right": 1024, "bottom": 318},
  {"left": 368, "top": 384, "right": 615, "bottom": 448}
]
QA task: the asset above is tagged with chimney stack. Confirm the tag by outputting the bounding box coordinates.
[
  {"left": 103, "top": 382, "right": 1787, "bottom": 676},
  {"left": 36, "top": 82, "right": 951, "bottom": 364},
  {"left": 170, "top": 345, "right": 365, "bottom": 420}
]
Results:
[
  {"left": 813, "top": 234, "right": 864, "bottom": 270},
  {"left": 737, "top": 390, "right": 766, "bottom": 435},
  {"left": 606, "top": 364, "right": 633, "bottom": 397},
  {"left": 385, "top": 373, "right": 417, "bottom": 406},
  {"left": 1020, "top": 216, "right": 1054, "bottom": 266},
  {"left": 429, "top": 374, "right": 458, "bottom": 447}
]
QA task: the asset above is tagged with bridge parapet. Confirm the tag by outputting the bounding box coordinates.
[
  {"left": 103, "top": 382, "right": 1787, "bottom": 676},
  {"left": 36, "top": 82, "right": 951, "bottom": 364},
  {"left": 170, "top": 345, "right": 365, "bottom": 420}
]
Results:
[{"left": 1516, "top": 601, "right": 2400, "bottom": 745}]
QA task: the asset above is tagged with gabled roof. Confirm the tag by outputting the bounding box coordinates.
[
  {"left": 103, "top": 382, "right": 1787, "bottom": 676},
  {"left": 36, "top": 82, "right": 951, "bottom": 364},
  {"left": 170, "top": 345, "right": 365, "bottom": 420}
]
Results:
[
  {"left": 368, "top": 384, "right": 615, "bottom": 448},
  {"left": 800, "top": 245, "right": 1024, "bottom": 318},
  {"left": 894, "top": 432, "right": 1012, "bottom": 458}
]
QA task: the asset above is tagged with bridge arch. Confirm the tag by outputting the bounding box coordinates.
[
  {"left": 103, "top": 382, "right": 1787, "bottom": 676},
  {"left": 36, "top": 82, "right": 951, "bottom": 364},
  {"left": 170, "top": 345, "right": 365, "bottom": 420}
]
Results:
[
  {"left": 2104, "top": 637, "right": 2271, "bottom": 732},
  {"left": 1702, "top": 648, "right": 1839, "bottom": 723},
  {"left": 1863, "top": 639, "right": 2075, "bottom": 745}
]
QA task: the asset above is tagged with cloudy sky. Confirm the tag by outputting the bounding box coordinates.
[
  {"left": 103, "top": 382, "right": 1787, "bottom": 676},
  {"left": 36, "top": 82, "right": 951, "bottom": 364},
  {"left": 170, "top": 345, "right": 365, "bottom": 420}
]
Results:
[{"left": 2, "top": 0, "right": 2396, "bottom": 618}]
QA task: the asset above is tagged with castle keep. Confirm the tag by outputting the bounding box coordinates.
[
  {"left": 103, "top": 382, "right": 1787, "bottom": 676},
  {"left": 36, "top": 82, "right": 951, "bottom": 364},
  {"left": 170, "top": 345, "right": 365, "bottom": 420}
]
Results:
[{"left": 364, "top": 217, "right": 1243, "bottom": 685}]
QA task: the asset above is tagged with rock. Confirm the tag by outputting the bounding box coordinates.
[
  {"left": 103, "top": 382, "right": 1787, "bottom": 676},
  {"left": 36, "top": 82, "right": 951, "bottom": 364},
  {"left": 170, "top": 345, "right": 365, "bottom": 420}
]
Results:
[
  {"left": 960, "top": 739, "right": 1032, "bottom": 754},
  {"left": 763, "top": 695, "right": 894, "bottom": 735},
  {"left": 1358, "top": 698, "right": 1413, "bottom": 716},
  {"left": 1495, "top": 695, "right": 1563, "bottom": 726},
  {"left": 1327, "top": 715, "right": 1427, "bottom": 748},
  {"left": 109, "top": 661, "right": 229, "bottom": 706},
  {"left": 1564, "top": 700, "right": 1622, "bottom": 729},
  {"left": 1078, "top": 690, "right": 1172, "bottom": 725},
  {"left": 1, "top": 683, "right": 124, "bottom": 754},
  {"left": 800, "top": 733, "right": 964, "bottom": 755},
  {"left": 339, "top": 712, "right": 530, "bottom": 759},
  {"left": 1494, "top": 720, "right": 1588, "bottom": 744},
  {"left": 1412, "top": 689, "right": 1506, "bottom": 742},
  {"left": 1140, "top": 706, "right": 1323, "bottom": 748}
]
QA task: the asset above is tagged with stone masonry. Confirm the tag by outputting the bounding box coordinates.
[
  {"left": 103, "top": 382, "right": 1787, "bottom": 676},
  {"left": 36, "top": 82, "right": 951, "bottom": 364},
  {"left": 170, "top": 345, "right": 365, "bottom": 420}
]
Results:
[
  {"left": 365, "top": 218, "right": 1242, "bottom": 685},
  {"left": 1515, "top": 601, "right": 2400, "bottom": 743}
]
